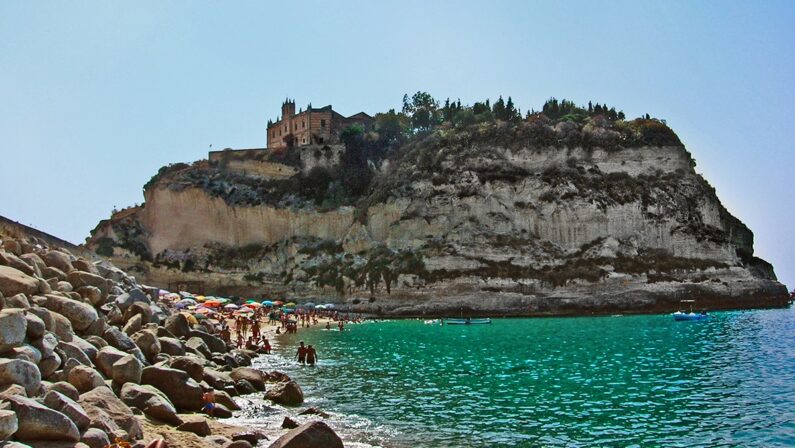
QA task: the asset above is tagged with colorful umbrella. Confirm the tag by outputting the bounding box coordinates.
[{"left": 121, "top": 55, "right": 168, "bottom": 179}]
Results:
[
  {"left": 282, "top": 308, "right": 295, "bottom": 313},
  {"left": 273, "top": 300, "right": 284, "bottom": 306},
  {"left": 261, "top": 300, "right": 274, "bottom": 306},
  {"left": 324, "top": 303, "right": 336, "bottom": 308},
  {"left": 179, "top": 312, "right": 198, "bottom": 325},
  {"left": 285, "top": 302, "right": 296, "bottom": 308},
  {"left": 204, "top": 300, "right": 222, "bottom": 308},
  {"left": 243, "top": 302, "right": 261, "bottom": 309},
  {"left": 223, "top": 304, "right": 239, "bottom": 310},
  {"left": 303, "top": 302, "right": 316, "bottom": 309}
]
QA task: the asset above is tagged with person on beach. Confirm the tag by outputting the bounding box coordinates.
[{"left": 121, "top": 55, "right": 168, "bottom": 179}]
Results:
[
  {"left": 262, "top": 338, "right": 271, "bottom": 354},
  {"left": 236, "top": 332, "right": 244, "bottom": 349},
  {"left": 338, "top": 321, "right": 344, "bottom": 332},
  {"left": 296, "top": 341, "right": 307, "bottom": 364},
  {"left": 252, "top": 318, "right": 260, "bottom": 340},
  {"left": 325, "top": 322, "right": 331, "bottom": 330},
  {"left": 201, "top": 389, "right": 216, "bottom": 417},
  {"left": 306, "top": 344, "right": 318, "bottom": 366}
]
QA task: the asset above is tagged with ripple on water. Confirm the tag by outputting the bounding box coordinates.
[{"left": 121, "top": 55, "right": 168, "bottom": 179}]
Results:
[{"left": 244, "top": 309, "right": 795, "bottom": 447}]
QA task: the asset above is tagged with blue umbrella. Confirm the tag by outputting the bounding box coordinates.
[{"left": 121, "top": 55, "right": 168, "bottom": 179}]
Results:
[
  {"left": 303, "top": 302, "right": 316, "bottom": 309},
  {"left": 262, "top": 300, "right": 274, "bottom": 306}
]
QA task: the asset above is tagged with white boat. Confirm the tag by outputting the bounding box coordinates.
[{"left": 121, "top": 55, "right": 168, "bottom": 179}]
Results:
[{"left": 673, "top": 300, "right": 709, "bottom": 321}]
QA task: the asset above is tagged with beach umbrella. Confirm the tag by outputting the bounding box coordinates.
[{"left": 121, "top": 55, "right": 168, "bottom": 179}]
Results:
[
  {"left": 224, "top": 304, "right": 239, "bottom": 310},
  {"left": 195, "top": 296, "right": 206, "bottom": 302},
  {"left": 282, "top": 308, "right": 295, "bottom": 314},
  {"left": 273, "top": 300, "right": 284, "bottom": 306},
  {"left": 179, "top": 312, "right": 198, "bottom": 325},
  {"left": 261, "top": 300, "right": 273, "bottom": 306},
  {"left": 315, "top": 305, "right": 326, "bottom": 310},
  {"left": 204, "top": 300, "right": 222, "bottom": 308},
  {"left": 245, "top": 299, "right": 258, "bottom": 304},
  {"left": 178, "top": 298, "right": 197, "bottom": 305},
  {"left": 243, "top": 302, "right": 261, "bottom": 309},
  {"left": 303, "top": 302, "right": 316, "bottom": 309},
  {"left": 216, "top": 297, "right": 230, "bottom": 303},
  {"left": 324, "top": 303, "right": 336, "bottom": 309},
  {"left": 193, "top": 313, "right": 208, "bottom": 320},
  {"left": 285, "top": 302, "right": 296, "bottom": 308},
  {"left": 195, "top": 308, "right": 215, "bottom": 315}
]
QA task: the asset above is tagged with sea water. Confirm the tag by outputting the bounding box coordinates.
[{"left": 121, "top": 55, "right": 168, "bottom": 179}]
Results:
[{"left": 251, "top": 308, "right": 795, "bottom": 447}]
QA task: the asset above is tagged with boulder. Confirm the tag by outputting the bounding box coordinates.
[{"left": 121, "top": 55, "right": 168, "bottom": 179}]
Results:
[
  {"left": 70, "top": 336, "right": 98, "bottom": 362},
  {"left": 213, "top": 403, "right": 233, "bottom": 418},
  {"left": 122, "top": 314, "right": 142, "bottom": 336},
  {"left": 49, "top": 381, "right": 80, "bottom": 401},
  {"left": 230, "top": 368, "right": 266, "bottom": 391},
  {"left": 176, "top": 417, "right": 211, "bottom": 437},
  {"left": 119, "top": 383, "right": 181, "bottom": 426},
  {"left": 0, "top": 383, "right": 28, "bottom": 399},
  {"left": 140, "top": 366, "right": 204, "bottom": 411},
  {"left": 2, "top": 239, "right": 21, "bottom": 255},
  {"left": 102, "top": 327, "right": 136, "bottom": 352},
  {"left": 189, "top": 330, "right": 226, "bottom": 354},
  {"left": 66, "top": 365, "right": 104, "bottom": 393},
  {"left": 56, "top": 281, "right": 74, "bottom": 293},
  {"left": 79, "top": 428, "right": 110, "bottom": 448},
  {"left": 298, "top": 407, "right": 331, "bottom": 418},
  {"left": 264, "top": 381, "right": 304, "bottom": 406},
  {"left": 20, "top": 253, "right": 46, "bottom": 271},
  {"left": 0, "top": 308, "right": 27, "bottom": 353},
  {"left": 81, "top": 317, "right": 108, "bottom": 338},
  {"left": 28, "top": 306, "right": 54, "bottom": 331},
  {"left": 231, "top": 431, "right": 268, "bottom": 445},
  {"left": 56, "top": 341, "right": 92, "bottom": 367},
  {"left": 214, "top": 390, "right": 240, "bottom": 411},
  {"left": 78, "top": 403, "right": 124, "bottom": 442},
  {"left": 39, "top": 354, "right": 62, "bottom": 379},
  {"left": 44, "top": 390, "right": 91, "bottom": 431},
  {"left": 157, "top": 337, "right": 185, "bottom": 356},
  {"left": 5, "top": 292, "right": 31, "bottom": 309},
  {"left": 41, "top": 266, "right": 68, "bottom": 282},
  {"left": 111, "top": 355, "right": 142, "bottom": 386},
  {"left": 75, "top": 286, "right": 103, "bottom": 306},
  {"left": 0, "top": 358, "right": 41, "bottom": 396},
  {"left": 9, "top": 344, "right": 42, "bottom": 364},
  {"left": 25, "top": 312, "right": 46, "bottom": 339},
  {"left": 186, "top": 337, "right": 211, "bottom": 359},
  {"left": 163, "top": 313, "right": 190, "bottom": 338},
  {"left": 42, "top": 251, "right": 74, "bottom": 274},
  {"left": 203, "top": 369, "right": 235, "bottom": 391},
  {"left": 94, "top": 346, "right": 127, "bottom": 378},
  {"left": 281, "top": 417, "right": 299, "bottom": 429},
  {"left": 132, "top": 330, "right": 161, "bottom": 362},
  {"left": 0, "top": 251, "right": 36, "bottom": 276},
  {"left": 49, "top": 311, "right": 75, "bottom": 342},
  {"left": 31, "top": 333, "right": 58, "bottom": 360},
  {"left": 268, "top": 421, "right": 343, "bottom": 448},
  {"left": 234, "top": 380, "right": 256, "bottom": 395},
  {"left": 40, "top": 294, "right": 98, "bottom": 331},
  {"left": 71, "top": 259, "right": 98, "bottom": 275},
  {"left": 114, "top": 289, "right": 149, "bottom": 312},
  {"left": 0, "top": 394, "right": 80, "bottom": 442},
  {"left": 78, "top": 386, "right": 143, "bottom": 440},
  {"left": 169, "top": 356, "right": 204, "bottom": 382},
  {"left": 265, "top": 371, "right": 292, "bottom": 383},
  {"left": 84, "top": 336, "right": 108, "bottom": 351},
  {"left": 0, "top": 409, "right": 18, "bottom": 440},
  {"left": 124, "top": 302, "right": 152, "bottom": 325},
  {"left": 0, "top": 266, "right": 39, "bottom": 297}
]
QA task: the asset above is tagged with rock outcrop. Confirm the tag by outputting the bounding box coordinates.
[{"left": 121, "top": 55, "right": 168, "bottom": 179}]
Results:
[{"left": 86, "top": 116, "right": 788, "bottom": 316}]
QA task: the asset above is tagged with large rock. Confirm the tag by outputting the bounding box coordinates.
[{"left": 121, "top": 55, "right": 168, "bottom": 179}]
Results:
[
  {"left": 49, "top": 381, "right": 80, "bottom": 401},
  {"left": 66, "top": 271, "right": 106, "bottom": 298},
  {"left": 79, "top": 428, "right": 110, "bottom": 448},
  {"left": 20, "top": 253, "right": 46, "bottom": 272},
  {"left": 268, "top": 421, "right": 343, "bottom": 448},
  {"left": 66, "top": 365, "right": 104, "bottom": 393},
  {"left": 111, "top": 355, "right": 142, "bottom": 386},
  {"left": 94, "top": 346, "right": 127, "bottom": 378},
  {"left": 42, "top": 251, "right": 75, "bottom": 274},
  {"left": 163, "top": 313, "right": 191, "bottom": 338},
  {"left": 0, "top": 251, "right": 36, "bottom": 276},
  {"left": 41, "top": 266, "right": 68, "bottom": 281},
  {"left": 5, "top": 292, "right": 31, "bottom": 309},
  {"left": 102, "top": 327, "right": 136, "bottom": 352},
  {"left": 0, "top": 409, "right": 18, "bottom": 440},
  {"left": 25, "top": 312, "right": 46, "bottom": 339},
  {"left": 75, "top": 286, "right": 103, "bottom": 306},
  {"left": 0, "top": 358, "right": 41, "bottom": 396},
  {"left": 132, "top": 330, "right": 161, "bottom": 361},
  {"left": 0, "top": 394, "right": 80, "bottom": 442},
  {"left": 186, "top": 337, "right": 211, "bottom": 359},
  {"left": 141, "top": 366, "right": 204, "bottom": 411},
  {"left": 28, "top": 306, "right": 54, "bottom": 331},
  {"left": 41, "top": 294, "right": 98, "bottom": 331},
  {"left": 70, "top": 336, "right": 98, "bottom": 362},
  {"left": 169, "top": 356, "right": 204, "bottom": 382},
  {"left": 0, "top": 308, "right": 27, "bottom": 353},
  {"left": 122, "top": 313, "right": 142, "bottom": 336},
  {"left": 176, "top": 417, "right": 211, "bottom": 436},
  {"left": 264, "top": 381, "right": 304, "bottom": 406},
  {"left": 71, "top": 259, "right": 98, "bottom": 275},
  {"left": 43, "top": 390, "right": 91, "bottom": 431},
  {"left": 39, "top": 353, "right": 62, "bottom": 379},
  {"left": 114, "top": 288, "right": 149, "bottom": 312},
  {"left": 49, "top": 311, "right": 75, "bottom": 342},
  {"left": 78, "top": 386, "right": 143, "bottom": 440},
  {"left": 230, "top": 368, "right": 266, "bottom": 391},
  {"left": 56, "top": 341, "right": 92, "bottom": 367},
  {"left": 0, "top": 266, "right": 39, "bottom": 297},
  {"left": 119, "top": 383, "right": 181, "bottom": 426},
  {"left": 8, "top": 344, "right": 42, "bottom": 364},
  {"left": 158, "top": 337, "right": 185, "bottom": 356},
  {"left": 124, "top": 302, "right": 153, "bottom": 325},
  {"left": 189, "top": 330, "right": 226, "bottom": 354},
  {"left": 203, "top": 369, "right": 235, "bottom": 391},
  {"left": 214, "top": 390, "right": 240, "bottom": 411}
]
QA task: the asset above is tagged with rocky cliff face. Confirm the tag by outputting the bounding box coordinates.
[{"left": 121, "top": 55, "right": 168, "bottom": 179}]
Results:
[{"left": 87, "top": 118, "right": 789, "bottom": 315}]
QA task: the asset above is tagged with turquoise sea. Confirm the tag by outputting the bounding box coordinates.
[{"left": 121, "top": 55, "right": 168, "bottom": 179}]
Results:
[{"left": 256, "top": 308, "right": 795, "bottom": 447}]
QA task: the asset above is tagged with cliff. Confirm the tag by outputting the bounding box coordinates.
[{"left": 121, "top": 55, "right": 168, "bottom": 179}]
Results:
[{"left": 86, "top": 107, "right": 789, "bottom": 316}]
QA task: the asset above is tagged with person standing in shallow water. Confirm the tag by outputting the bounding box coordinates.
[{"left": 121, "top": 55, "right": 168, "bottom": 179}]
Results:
[
  {"left": 306, "top": 344, "right": 318, "bottom": 366},
  {"left": 296, "top": 341, "right": 307, "bottom": 364}
]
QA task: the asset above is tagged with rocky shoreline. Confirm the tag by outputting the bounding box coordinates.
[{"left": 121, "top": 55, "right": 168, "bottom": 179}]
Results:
[{"left": 0, "top": 231, "right": 344, "bottom": 448}]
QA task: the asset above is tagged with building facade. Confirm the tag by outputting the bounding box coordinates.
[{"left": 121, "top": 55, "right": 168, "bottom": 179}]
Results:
[{"left": 266, "top": 99, "right": 373, "bottom": 149}]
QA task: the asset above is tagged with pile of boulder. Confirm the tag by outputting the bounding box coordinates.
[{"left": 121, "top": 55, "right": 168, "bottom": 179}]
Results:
[{"left": 0, "top": 235, "right": 342, "bottom": 448}]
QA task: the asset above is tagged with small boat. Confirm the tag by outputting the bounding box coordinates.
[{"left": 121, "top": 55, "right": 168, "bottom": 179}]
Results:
[
  {"left": 673, "top": 311, "right": 709, "bottom": 321},
  {"left": 424, "top": 319, "right": 440, "bottom": 325},
  {"left": 444, "top": 318, "right": 491, "bottom": 325},
  {"left": 673, "top": 300, "right": 709, "bottom": 321}
]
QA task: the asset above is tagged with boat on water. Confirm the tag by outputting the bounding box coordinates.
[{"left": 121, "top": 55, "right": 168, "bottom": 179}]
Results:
[
  {"left": 673, "top": 300, "right": 709, "bottom": 321},
  {"left": 444, "top": 318, "right": 491, "bottom": 325}
]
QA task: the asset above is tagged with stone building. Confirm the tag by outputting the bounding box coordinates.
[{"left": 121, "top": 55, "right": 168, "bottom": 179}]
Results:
[{"left": 266, "top": 99, "right": 373, "bottom": 149}]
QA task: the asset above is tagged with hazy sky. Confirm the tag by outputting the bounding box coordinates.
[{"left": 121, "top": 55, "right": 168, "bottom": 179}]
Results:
[{"left": 1, "top": 1, "right": 794, "bottom": 287}]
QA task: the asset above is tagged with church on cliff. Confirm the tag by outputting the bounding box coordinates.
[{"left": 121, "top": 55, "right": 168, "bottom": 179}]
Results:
[{"left": 266, "top": 99, "right": 373, "bottom": 149}]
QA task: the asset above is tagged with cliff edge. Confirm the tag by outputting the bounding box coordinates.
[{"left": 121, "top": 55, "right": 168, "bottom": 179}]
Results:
[{"left": 86, "top": 96, "right": 789, "bottom": 315}]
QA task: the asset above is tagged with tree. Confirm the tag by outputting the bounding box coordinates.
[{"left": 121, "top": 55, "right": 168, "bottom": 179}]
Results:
[
  {"left": 402, "top": 91, "right": 440, "bottom": 131},
  {"left": 374, "top": 109, "right": 409, "bottom": 145},
  {"left": 492, "top": 96, "right": 506, "bottom": 120},
  {"left": 339, "top": 124, "right": 371, "bottom": 196}
]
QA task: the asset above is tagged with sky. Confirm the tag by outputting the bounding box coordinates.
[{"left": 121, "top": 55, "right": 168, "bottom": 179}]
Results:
[{"left": 1, "top": 1, "right": 794, "bottom": 288}]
